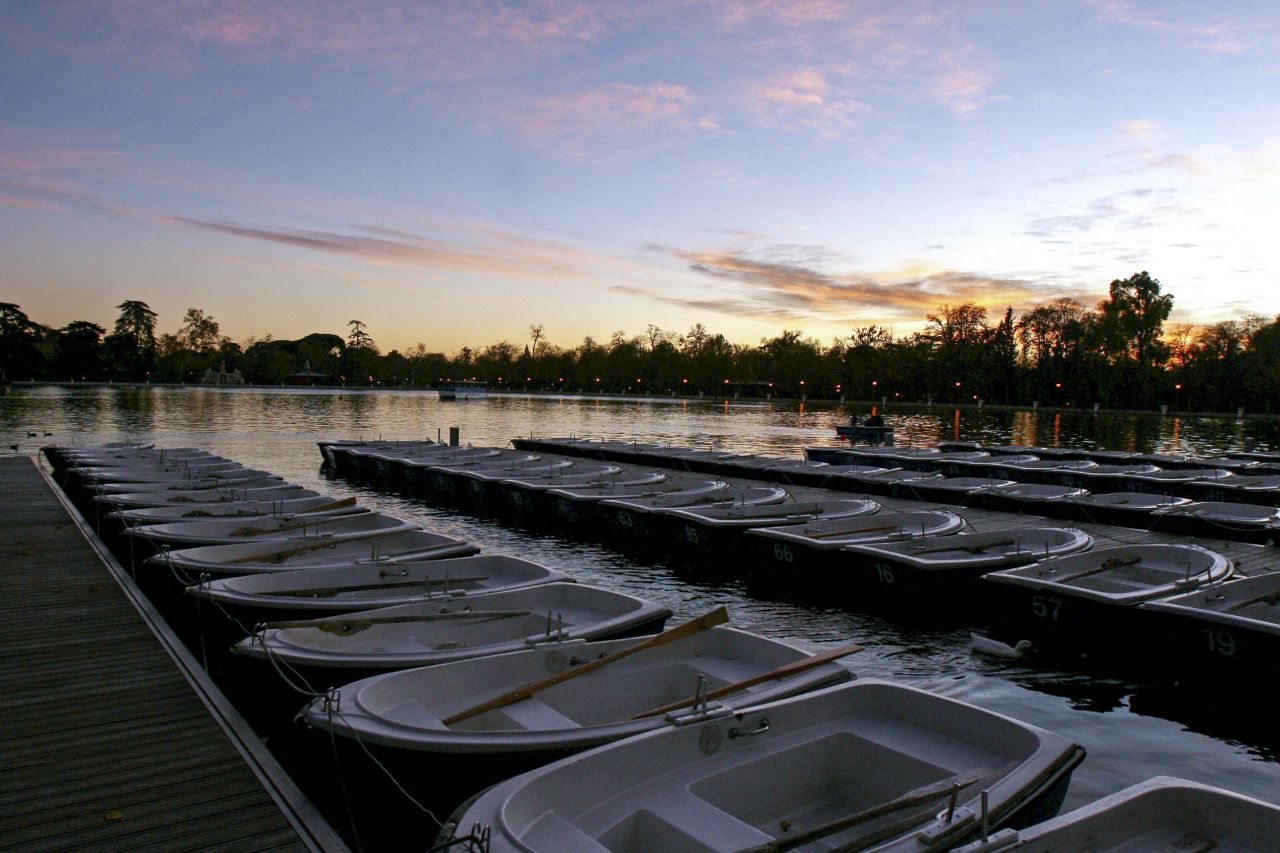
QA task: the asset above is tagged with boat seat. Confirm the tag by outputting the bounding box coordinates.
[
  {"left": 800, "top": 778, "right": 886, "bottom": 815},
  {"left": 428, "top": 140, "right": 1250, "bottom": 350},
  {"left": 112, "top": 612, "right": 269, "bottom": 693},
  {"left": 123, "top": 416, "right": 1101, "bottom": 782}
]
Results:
[
  {"left": 494, "top": 698, "right": 581, "bottom": 731},
  {"left": 592, "top": 792, "right": 774, "bottom": 852},
  {"left": 521, "top": 811, "right": 612, "bottom": 853}
]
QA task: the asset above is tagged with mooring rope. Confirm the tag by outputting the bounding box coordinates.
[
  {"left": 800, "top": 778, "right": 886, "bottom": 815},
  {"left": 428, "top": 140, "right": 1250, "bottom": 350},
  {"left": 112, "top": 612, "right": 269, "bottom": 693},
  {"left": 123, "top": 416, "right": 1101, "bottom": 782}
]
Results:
[
  {"left": 256, "top": 632, "right": 324, "bottom": 698},
  {"left": 320, "top": 687, "right": 448, "bottom": 839}
]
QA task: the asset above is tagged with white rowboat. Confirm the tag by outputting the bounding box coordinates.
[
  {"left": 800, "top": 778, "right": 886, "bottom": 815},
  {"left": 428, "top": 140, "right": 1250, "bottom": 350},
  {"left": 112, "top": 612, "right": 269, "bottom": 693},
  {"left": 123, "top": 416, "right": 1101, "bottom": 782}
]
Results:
[{"left": 440, "top": 679, "right": 1085, "bottom": 853}]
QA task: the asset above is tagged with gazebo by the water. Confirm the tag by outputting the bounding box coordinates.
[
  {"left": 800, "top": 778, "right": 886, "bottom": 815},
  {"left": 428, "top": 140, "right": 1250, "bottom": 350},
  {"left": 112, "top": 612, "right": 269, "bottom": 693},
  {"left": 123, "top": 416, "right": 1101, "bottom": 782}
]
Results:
[{"left": 288, "top": 360, "right": 327, "bottom": 386}]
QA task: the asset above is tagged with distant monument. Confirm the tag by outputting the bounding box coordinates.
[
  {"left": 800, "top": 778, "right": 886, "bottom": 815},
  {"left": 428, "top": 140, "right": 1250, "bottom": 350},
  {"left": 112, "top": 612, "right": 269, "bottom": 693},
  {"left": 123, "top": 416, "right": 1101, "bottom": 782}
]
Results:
[{"left": 202, "top": 361, "right": 244, "bottom": 386}]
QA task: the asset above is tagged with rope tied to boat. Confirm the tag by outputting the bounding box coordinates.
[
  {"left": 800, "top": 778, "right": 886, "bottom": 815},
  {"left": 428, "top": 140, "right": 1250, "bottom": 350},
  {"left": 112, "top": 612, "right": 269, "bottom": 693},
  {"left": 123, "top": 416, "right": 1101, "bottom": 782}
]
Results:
[
  {"left": 318, "top": 685, "right": 451, "bottom": 840},
  {"left": 429, "top": 823, "right": 490, "bottom": 852},
  {"left": 253, "top": 625, "right": 326, "bottom": 699},
  {"left": 194, "top": 572, "right": 210, "bottom": 673},
  {"left": 161, "top": 545, "right": 202, "bottom": 589},
  {"left": 193, "top": 575, "right": 257, "bottom": 641}
]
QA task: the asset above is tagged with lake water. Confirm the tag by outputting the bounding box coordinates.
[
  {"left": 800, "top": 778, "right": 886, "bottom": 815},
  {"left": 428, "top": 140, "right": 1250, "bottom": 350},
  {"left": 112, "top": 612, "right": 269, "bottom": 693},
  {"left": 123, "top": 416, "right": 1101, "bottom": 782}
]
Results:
[{"left": 7, "top": 384, "right": 1280, "bottom": 821}]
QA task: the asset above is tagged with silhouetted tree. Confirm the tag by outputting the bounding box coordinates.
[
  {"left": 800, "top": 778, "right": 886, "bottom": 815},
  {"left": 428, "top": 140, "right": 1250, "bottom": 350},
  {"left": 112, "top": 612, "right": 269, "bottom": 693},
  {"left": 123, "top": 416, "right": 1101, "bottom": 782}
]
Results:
[
  {"left": 103, "top": 300, "right": 158, "bottom": 379},
  {"left": 54, "top": 320, "right": 105, "bottom": 380},
  {"left": 0, "top": 303, "right": 46, "bottom": 380}
]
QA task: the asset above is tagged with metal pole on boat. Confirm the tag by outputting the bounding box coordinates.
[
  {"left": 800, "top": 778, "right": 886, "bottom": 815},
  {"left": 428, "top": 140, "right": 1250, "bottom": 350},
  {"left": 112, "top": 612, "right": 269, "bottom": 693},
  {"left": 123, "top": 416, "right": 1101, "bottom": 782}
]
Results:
[{"left": 980, "top": 789, "right": 989, "bottom": 842}]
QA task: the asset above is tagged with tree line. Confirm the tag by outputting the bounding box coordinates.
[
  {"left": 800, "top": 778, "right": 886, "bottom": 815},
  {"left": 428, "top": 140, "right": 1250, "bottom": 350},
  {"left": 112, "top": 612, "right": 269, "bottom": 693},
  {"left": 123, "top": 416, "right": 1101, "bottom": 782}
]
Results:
[{"left": 4, "top": 272, "right": 1280, "bottom": 413}]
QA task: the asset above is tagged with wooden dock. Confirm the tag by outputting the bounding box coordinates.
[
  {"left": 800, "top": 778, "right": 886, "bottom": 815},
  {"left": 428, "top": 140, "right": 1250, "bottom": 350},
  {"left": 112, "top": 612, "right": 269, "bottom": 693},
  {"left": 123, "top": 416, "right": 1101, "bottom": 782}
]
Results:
[{"left": 0, "top": 457, "right": 346, "bottom": 852}]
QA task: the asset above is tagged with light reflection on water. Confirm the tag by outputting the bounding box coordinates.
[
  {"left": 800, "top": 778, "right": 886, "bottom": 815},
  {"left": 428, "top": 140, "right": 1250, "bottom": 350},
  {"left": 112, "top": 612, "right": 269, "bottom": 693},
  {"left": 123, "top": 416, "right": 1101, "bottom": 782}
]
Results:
[{"left": 6, "top": 384, "right": 1280, "bottom": 811}]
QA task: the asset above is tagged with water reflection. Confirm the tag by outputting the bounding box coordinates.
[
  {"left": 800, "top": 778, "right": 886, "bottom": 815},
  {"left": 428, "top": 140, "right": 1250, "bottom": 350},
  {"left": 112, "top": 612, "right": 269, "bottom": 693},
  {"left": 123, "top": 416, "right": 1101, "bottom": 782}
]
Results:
[{"left": 6, "top": 385, "right": 1280, "bottom": 457}]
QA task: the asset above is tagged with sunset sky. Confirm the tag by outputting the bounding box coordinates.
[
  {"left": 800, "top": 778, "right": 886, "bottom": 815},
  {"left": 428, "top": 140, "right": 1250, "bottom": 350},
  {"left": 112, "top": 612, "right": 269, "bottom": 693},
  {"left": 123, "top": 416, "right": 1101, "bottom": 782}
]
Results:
[{"left": 3, "top": 1, "right": 1278, "bottom": 354}]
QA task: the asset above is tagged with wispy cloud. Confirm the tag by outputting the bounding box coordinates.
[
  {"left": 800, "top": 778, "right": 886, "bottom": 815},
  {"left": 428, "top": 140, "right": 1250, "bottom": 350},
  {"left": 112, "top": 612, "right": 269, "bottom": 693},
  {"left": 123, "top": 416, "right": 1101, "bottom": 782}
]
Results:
[
  {"left": 168, "top": 215, "right": 592, "bottom": 280},
  {"left": 714, "top": 0, "right": 852, "bottom": 29},
  {"left": 1117, "top": 119, "right": 1160, "bottom": 142},
  {"left": 11, "top": 0, "right": 627, "bottom": 80},
  {"left": 654, "top": 246, "right": 1086, "bottom": 324},
  {"left": 0, "top": 131, "right": 128, "bottom": 215},
  {"left": 746, "top": 67, "right": 868, "bottom": 135},
  {"left": 1128, "top": 141, "right": 1280, "bottom": 183},
  {"left": 1022, "top": 187, "right": 1198, "bottom": 241},
  {"left": 514, "top": 83, "right": 713, "bottom": 156},
  {"left": 930, "top": 45, "right": 998, "bottom": 117},
  {"left": 1088, "top": 1, "right": 1260, "bottom": 54},
  {"left": 0, "top": 193, "right": 66, "bottom": 214}
]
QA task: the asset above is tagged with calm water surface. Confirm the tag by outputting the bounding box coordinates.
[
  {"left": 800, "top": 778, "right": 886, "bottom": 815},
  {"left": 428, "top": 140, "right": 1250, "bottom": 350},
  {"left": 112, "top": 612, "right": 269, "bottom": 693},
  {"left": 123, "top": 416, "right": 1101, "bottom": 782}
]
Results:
[{"left": 6, "top": 384, "right": 1280, "bottom": 815}]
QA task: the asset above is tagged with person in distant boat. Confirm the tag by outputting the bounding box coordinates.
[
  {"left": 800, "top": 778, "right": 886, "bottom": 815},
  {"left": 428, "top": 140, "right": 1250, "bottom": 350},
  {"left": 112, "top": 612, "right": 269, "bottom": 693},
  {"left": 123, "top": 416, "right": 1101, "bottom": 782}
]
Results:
[
  {"left": 866, "top": 413, "right": 885, "bottom": 427},
  {"left": 849, "top": 414, "right": 860, "bottom": 426}
]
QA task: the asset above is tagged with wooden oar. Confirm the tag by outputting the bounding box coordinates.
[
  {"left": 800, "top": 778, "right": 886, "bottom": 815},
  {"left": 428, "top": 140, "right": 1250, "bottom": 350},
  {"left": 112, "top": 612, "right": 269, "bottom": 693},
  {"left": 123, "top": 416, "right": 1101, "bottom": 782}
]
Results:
[
  {"left": 1226, "top": 589, "right": 1280, "bottom": 612},
  {"left": 228, "top": 538, "right": 346, "bottom": 564},
  {"left": 1042, "top": 555, "right": 1142, "bottom": 583},
  {"left": 898, "top": 537, "right": 1018, "bottom": 556},
  {"left": 299, "top": 496, "right": 359, "bottom": 513},
  {"left": 442, "top": 606, "right": 730, "bottom": 725},
  {"left": 628, "top": 642, "right": 864, "bottom": 720},
  {"left": 741, "top": 771, "right": 983, "bottom": 853},
  {"left": 804, "top": 524, "right": 905, "bottom": 541},
  {"left": 226, "top": 533, "right": 394, "bottom": 564},
  {"left": 258, "top": 574, "right": 490, "bottom": 598},
  {"left": 263, "top": 609, "right": 531, "bottom": 635},
  {"left": 229, "top": 520, "right": 315, "bottom": 537}
]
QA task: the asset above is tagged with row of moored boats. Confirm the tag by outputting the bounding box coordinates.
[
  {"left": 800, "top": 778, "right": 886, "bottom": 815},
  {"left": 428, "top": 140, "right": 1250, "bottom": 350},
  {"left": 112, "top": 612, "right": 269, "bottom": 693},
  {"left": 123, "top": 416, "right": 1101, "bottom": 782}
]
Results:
[
  {"left": 323, "top": 438, "right": 1280, "bottom": 685},
  {"left": 41, "top": 439, "right": 1280, "bottom": 851},
  {"left": 510, "top": 435, "right": 1280, "bottom": 538}
]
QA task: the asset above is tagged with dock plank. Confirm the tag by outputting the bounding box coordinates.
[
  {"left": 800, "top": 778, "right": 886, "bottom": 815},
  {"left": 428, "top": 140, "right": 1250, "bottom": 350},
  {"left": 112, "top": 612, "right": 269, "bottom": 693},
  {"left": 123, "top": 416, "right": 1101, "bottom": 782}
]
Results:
[{"left": 0, "top": 457, "right": 345, "bottom": 852}]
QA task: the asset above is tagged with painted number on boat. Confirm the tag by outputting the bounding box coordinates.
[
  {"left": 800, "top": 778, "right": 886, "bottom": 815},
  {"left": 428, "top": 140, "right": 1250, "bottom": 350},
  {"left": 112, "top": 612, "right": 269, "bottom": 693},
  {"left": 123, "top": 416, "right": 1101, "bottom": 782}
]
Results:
[
  {"left": 873, "top": 563, "right": 894, "bottom": 585},
  {"left": 772, "top": 543, "right": 794, "bottom": 563},
  {"left": 1200, "top": 627, "right": 1237, "bottom": 656},
  {"left": 1031, "top": 594, "right": 1063, "bottom": 620}
]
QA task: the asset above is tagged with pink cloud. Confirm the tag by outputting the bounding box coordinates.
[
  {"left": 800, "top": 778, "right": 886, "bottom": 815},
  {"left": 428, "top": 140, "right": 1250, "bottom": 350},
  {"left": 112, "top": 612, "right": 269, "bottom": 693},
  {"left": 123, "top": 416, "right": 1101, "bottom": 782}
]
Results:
[
  {"left": 168, "top": 215, "right": 595, "bottom": 281},
  {"left": 0, "top": 193, "right": 67, "bottom": 214},
  {"left": 746, "top": 67, "right": 868, "bottom": 135},
  {"left": 668, "top": 248, "right": 1088, "bottom": 324},
  {"left": 0, "top": 135, "right": 133, "bottom": 216},
  {"left": 1088, "top": 1, "right": 1259, "bottom": 54},
  {"left": 516, "top": 82, "right": 710, "bottom": 155},
  {"left": 716, "top": 0, "right": 852, "bottom": 29},
  {"left": 1117, "top": 119, "right": 1160, "bottom": 142},
  {"left": 930, "top": 45, "right": 997, "bottom": 117},
  {"left": 59, "top": 0, "right": 625, "bottom": 80}
]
